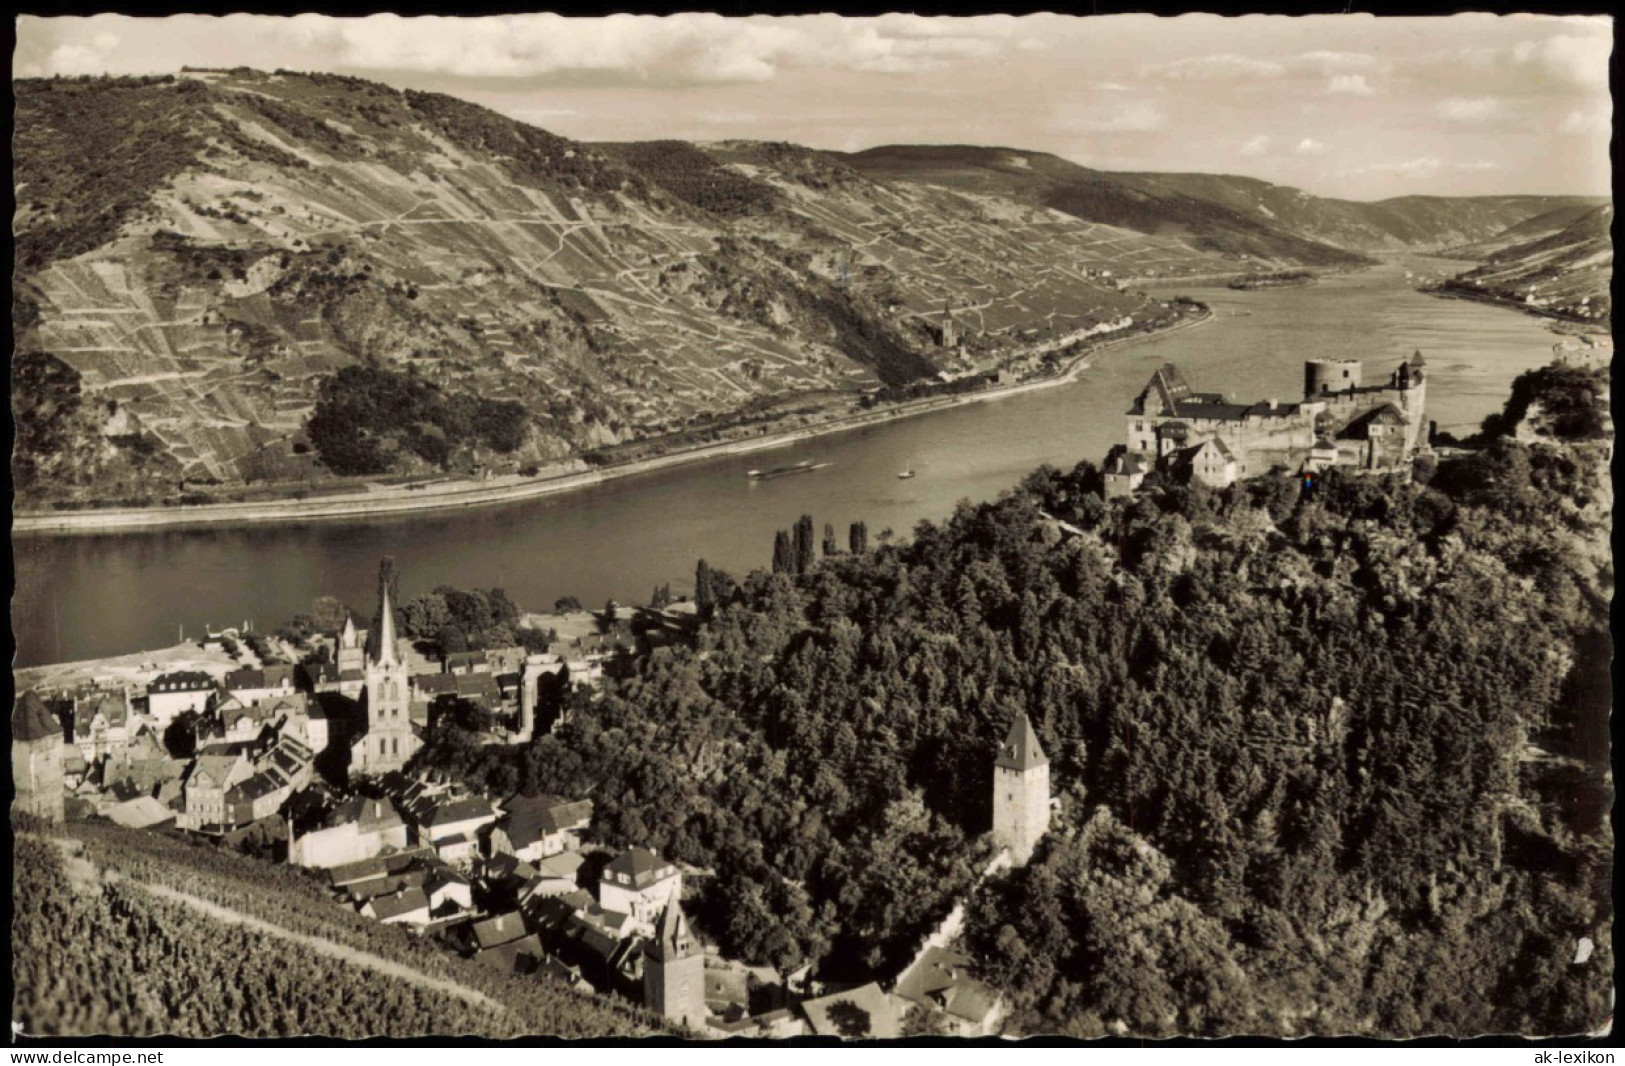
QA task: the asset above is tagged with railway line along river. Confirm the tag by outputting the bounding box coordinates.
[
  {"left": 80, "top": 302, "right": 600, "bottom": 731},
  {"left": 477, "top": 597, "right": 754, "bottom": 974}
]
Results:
[{"left": 12, "top": 256, "right": 1570, "bottom": 667}]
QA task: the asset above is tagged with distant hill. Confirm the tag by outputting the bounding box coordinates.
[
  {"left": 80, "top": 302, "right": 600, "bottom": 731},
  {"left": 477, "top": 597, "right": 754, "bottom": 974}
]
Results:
[
  {"left": 844, "top": 144, "right": 1372, "bottom": 268},
  {"left": 1431, "top": 204, "right": 1613, "bottom": 325},
  {"left": 845, "top": 144, "right": 1603, "bottom": 262},
  {"left": 12, "top": 72, "right": 1199, "bottom": 507}
]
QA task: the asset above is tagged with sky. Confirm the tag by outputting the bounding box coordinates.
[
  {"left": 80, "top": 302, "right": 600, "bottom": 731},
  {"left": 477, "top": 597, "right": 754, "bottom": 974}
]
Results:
[{"left": 14, "top": 13, "right": 1614, "bottom": 201}]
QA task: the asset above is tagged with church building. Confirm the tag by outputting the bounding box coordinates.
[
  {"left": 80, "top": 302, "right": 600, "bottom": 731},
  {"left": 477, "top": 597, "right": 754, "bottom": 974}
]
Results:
[{"left": 349, "top": 561, "right": 421, "bottom": 777}]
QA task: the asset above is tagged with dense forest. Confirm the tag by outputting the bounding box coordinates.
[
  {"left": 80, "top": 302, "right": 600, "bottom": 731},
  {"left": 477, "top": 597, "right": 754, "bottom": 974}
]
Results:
[
  {"left": 414, "top": 365, "right": 1612, "bottom": 1036},
  {"left": 306, "top": 364, "right": 531, "bottom": 475},
  {"left": 11, "top": 818, "right": 668, "bottom": 1038}
]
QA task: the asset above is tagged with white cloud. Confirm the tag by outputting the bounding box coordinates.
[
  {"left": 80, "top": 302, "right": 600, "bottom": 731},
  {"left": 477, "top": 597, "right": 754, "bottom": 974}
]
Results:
[
  {"left": 1512, "top": 33, "right": 1612, "bottom": 89},
  {"left": 1071, "top": 102, "right": 1169, "bottom": 133},
  {"left": 1295, "top": 50, "right": 1387, "bottom": 74},
  {"left": 262, "top": 13, "right": 1032, "bottom": 85},
  {"left": 1453, "top": 160, "right": 1501, "bottom": 171},
  {"left": 1295, "top": 138, "right": 1327, "bottom": 156},
  {"left": 1327, "top": 74, "right": 1373, "bottom": 96},
  {"left": 1141, "top": 53, "right": 1285, "bottom": 80},
  {"left": 1436, "top": 96, "right": 1502, "bottom": 122},
  {"left": 1240, "top": 134, "right": 1272, "bottom": 157},
  {"left": 36, "top": 31, "right": 121, "bottom": 76},
  {"left": 1362, "top": 157, "right": 1445, "bottom": 177},
  {"left": 1559, "top": 108, "right": 1611, "bottom": 136}
]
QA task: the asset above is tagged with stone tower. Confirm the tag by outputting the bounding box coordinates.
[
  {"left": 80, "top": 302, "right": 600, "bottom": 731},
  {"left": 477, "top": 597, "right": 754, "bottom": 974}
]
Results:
[
  {"left": 354, "top": 562, "right": 416, "bottom": 775},
  {"left": 993, "top": 713, "right": 1050, "bottom": 865},
  {"left": 12, "top": 691, "right": 65, "bottom": 822},
  {"left": 1397, "top": 350, "right": 1428, "bottom": 442},
  {"left": 644, "top": 896, "right": 707, "bottom": 1031}
]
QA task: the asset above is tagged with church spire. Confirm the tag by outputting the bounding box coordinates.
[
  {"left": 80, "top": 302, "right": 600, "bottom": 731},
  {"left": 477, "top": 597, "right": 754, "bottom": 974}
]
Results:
[
  {"left": 370, "top": 558, "right": 398, "bottom": 666},
  {"left": 340, "top": 612, "right": 358, "bottom": 650}
]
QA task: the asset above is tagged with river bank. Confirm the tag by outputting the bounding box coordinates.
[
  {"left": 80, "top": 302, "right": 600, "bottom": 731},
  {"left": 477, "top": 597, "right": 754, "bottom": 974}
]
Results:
[{"left": 14, "top": 307, "right": 1213, "bottom": 537}]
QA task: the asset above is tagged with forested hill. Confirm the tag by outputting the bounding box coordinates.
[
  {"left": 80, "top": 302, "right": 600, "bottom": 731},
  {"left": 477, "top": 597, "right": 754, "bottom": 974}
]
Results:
[
  {"left": 420, "top": 365, "right": 1612, "bottom": 1037},
  {"left": 844, "top": 144, "right": 1600, "bottom": 258},
  {"left": 11, "top": 70, "right": 1178, "bottom": 508}
]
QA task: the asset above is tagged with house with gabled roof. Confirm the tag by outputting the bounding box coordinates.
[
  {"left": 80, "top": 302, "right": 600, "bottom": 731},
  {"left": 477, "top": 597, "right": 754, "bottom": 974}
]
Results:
[
  {"left": 894, "top": 946, "right": 1005, "bottom": 1037},
  {"left": 361, "top": 886, "right": 431, "bottom": 925},
  {"left": 488, "top": 793, "right": 593, "bottom": 863},
  {"left": 599, "top": 847, "right": 682, "bottom": 938},
  {"left": 799, "top": 982, "right": 903, "bottom": 1040},
  {"left": 293, "top": 796, "right": 411, "bottom": 870},
  {"left": 178, "top": 751, "right": 253, "bottom": 831}
]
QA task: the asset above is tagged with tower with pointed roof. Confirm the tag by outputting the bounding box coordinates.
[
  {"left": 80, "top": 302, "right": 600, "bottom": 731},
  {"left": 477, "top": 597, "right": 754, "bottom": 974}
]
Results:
[
  {"left": 352, "top": 559, "right": 416, "bottom": 776},
  {"left": 643, "top": 896, "right": 707, "bottom": 1031},
  {"left": 12, "top": 691, "right": 65, "bottom": 822},
  {"left": 993, "top": 713, "right": 1049, "bottom": 865}
]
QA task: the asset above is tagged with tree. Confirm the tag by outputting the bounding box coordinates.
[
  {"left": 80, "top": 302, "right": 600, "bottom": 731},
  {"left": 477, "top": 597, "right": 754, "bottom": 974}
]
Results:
[
  {"left": 824, "top": 999, "right": 872, "bottom": 1039},
  {"left": 772, "top": 530, "right": 794, "bottom": 575},
  {"left": 554, "top": 596, "right": 583, "bottom": 614},
  {"left": 164, "top": 710, "right": 202, "bottom": 759},
  {"left": 849, "top": 521, "right": 869, "bottom": 555},
  {"left": 794, "top": 514, "right": 816, "bottom": 574},
  {"left": 823, "top": 522, "right": 839, "bottom": 558},
  {"left": 310, "top": 596, "right": 348, "bottom": 634},
  {"left": 695, "top": 560, "right": 715, "bottom": 618}
]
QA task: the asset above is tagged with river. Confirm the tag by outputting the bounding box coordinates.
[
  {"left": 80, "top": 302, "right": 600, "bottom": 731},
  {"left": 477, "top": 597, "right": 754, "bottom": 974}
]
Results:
[{"left": 11, "top": 255, "right": 1567, "bottom": 667}]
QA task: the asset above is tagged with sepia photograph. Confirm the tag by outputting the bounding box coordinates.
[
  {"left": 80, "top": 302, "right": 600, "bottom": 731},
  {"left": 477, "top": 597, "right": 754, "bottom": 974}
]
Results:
[{"left": 9, "top": 9, "right": 1614, "bottom": 1045}]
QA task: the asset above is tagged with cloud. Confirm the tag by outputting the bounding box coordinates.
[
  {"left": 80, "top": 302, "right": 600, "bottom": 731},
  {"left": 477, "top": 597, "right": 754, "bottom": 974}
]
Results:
[
  {"left": 1141, "top": 53, "right": 1285, "bottom": 80},
  {"left": 1436, "top": 96, "right": 1502, "bottom": 122},
  {"left": 34, "top": 31, "right": 120, "bottom": 76},
  {"left": 1363, "top": 157, "right": 1445, "bottom": 177},
  {"left": 278, "top": 13, "right": 1030, "bottom": 85},
  {"left": 1295, "top": 138, "right": 1327, "bottom": 156},
  {"left": 1295, "top": 50, "right": 1388, "bottom": 74},
  {"left": 1327, "top": 74, "right": 1374, "bottom": 96},
  {"left": 1512, "top": 33, "right": 1612, "bottom": 89},
  {"left": 1452, "top": 160, "right": 1501, "bottom": 171},
  {"left": 1240, "top": 134, "right": 1272, "bottom": 157},
  {"left": 1559, "top": 108, "right": 1610, "bottom": 135},
  {"left": 1065, "top": 102, "right": 1169, "bottom": 134}
]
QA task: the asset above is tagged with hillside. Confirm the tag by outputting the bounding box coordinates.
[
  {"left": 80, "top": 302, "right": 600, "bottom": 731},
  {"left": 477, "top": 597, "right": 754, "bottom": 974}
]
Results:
[
  {"left": 846, "top": 145, "right": 1602, "bottom": 263},
  {"left": 844, "top": 144, "right": 1372, "bottom": 270},
  {"left": 1431, "top": 204, "right": 1613, "bottom": 324},
  {"left": 415, "top": 374, "right": 1612, "bottom": 1034},
  {"left": 12, "top": 818, "right": 668, "bottom": 1038},
  {"left": 12, "top": 71, "right": 1185, "bottom": 509}
]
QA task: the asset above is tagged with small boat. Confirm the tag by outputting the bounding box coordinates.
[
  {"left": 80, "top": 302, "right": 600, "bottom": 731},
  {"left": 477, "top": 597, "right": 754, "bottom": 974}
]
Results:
[{"left": 897, "top": 469, "right": 916, "bottom": 480}]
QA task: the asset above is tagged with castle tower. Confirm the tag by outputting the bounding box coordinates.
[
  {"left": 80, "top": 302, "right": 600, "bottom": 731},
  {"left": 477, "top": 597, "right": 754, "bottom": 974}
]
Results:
[
  {"left": 1397, "top": 351, "right": 1428, "bottom": 449},
  {"left": 12, "top": 691, "right": 65, "bottom": 822},
  {"left": 644, "top": 897, "right": 708, "bottom": 1031},
  {"left": 993, "top": 713, "right": 1050, "bottom": 866},
  {"left": 940, "top": 300, "right": 958, "bottom": 349},
  {"left": 354, "top": 561, "right": 416, "bottom": 775},
  {"left": 1304, "top": 358, "right": 1362, "bottom": 398}
]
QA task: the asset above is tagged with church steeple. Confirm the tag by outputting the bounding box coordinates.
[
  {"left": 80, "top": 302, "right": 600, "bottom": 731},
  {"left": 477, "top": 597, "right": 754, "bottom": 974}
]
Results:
[
  {"left": 644, "top": 896, "right": 706, "bottom": 1029},
  {"left": 369, "top": 559, "right": 398, "bottom": 666},
  {"left": 340, "top": 612, "right": 358, "bottom": 650},
  {"left": 373, "top": 580, "right": 398, "bottom": 666}
]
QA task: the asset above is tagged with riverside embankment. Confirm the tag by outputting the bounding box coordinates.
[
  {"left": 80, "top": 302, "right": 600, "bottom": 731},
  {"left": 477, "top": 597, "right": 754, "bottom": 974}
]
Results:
[
  {"left": 14, "top": 309, "right": 1212, "bottom": 536},
  {"left": 16, "top": 255, "right": 1565, "bottom": 668}
]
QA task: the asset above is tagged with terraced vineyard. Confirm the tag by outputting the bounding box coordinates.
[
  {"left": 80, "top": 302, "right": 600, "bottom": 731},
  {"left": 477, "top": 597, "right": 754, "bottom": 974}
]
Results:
[{"left": 13, "top": 71, "right": 1193, "bottom": 507}]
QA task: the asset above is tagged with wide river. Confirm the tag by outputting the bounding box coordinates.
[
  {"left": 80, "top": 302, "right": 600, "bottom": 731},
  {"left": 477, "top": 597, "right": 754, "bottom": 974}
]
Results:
[{"left": 13, "top": 256, "right": 1567, "bottom": 667}]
